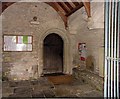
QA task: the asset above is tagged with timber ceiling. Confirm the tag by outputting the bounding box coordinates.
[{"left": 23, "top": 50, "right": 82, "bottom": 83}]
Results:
[{"left": 1, "top": 1, "right": 91, "bottom": 28}]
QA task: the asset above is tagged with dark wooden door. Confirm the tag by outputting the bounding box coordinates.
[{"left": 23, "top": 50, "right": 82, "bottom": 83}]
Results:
[{"left": 43, "top": 33, "right": 63, "bottom": 74}]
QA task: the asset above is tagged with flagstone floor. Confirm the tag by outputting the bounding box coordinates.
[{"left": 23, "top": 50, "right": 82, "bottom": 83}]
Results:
[{"left": 2, "top": 76, "right": 103, "bottom": 98}]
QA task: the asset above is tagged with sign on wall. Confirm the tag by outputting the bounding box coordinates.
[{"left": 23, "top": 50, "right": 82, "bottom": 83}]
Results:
[
  {"left": 78, "top": 43, "right": 86, "bottom": 61},
  {"left": 3, "top": 35, "right": 33, "bottom": 51}
]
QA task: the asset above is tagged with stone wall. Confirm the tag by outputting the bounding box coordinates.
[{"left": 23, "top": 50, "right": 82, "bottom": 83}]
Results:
[
  {"left": 2, "top": 2, "right": 73, "bottom": 81},
  {"left": 1, "top": 2, "right": 105, "bottom": 81},
  {"left": 73, "top": 68, "right": 104, "bottom": 91},
  {"left": 68, "top": 2, "right": 104, "bottom": 76}
]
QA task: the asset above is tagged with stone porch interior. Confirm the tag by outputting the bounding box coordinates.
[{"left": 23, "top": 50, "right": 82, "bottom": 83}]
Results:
[{"left": 1, "top": 1, "right": 105, "bottom": 98}]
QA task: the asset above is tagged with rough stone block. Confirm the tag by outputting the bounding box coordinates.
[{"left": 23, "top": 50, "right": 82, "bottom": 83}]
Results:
[
  {"left": 9, "top": 81, "right": 18, "bottom": 87},
  {"left": 30, "top": 80, "right": 39, "bottom": 85},
  {"left": 3, "top": 57, "right": 12, "bottom": 62},
  {"left": 2, "top": 87, "right": 14, "bottom": 97},
  {"left": 14, "top": 87, "right": 33, "bottom": 94},
  {"left": 73, "top": 69, "right": 103, "bottom": 91},
  {"left": 32, "top": 85, "right": 44, "bottom": 92},
  {"left": 43, "top": 89, "right": 55, "bottom": 98},
  {"left": 2, "top": 81, "right": 9, "bottom": 87},
  {"left": 32, "top": 91, "right": 45, "bottom": 98},
  {"left": 16, "top": 80, "right": 31, "bottom": 86},
  {"left": 9, "top": 92, "right": 32, "bottom": 98}
]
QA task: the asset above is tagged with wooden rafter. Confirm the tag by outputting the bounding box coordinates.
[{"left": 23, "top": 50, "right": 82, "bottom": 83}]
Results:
[
  {"left": 64, "top": 2, "right": 73, "bottom": 10},
  {"left": 60, "top": 2, "right": 71, "bottom": 12},
  {"left": 68, "top": 2, "right": 76, "bottom": 8},
  {"left": 1, "top": 1, "right": 91, "bottom": 28},
  {"left": 47, "top": 2, "right": 68, "bottom": 28},
  {"left": 47, "top": 2, "right": 66, "bottom": 15},
  {"left": 2, "top": 2, "right": 14, "bottom": 12},
  {"left": 53, "top": 2, "right": 68, "bottom": 27},
  {"left": 73, "top": 2, "right": 80, "bottom": 6},
  {"left": 82, "top": 1, "right": 91, "bottom": 17},
  {"left": 66, "top": 2, "right": 83, "bottom": 16},
  {"left": 57, "top": 2, "right": 69, "bottom": 13}
]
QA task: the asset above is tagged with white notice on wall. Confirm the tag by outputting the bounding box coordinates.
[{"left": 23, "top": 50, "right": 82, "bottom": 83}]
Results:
[{"left": 4, "top": 35, "right": 32, "bottom": 51}]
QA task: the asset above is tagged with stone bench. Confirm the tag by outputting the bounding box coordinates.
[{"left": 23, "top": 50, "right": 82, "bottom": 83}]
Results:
[{"left": 73, "top": 68, "right": 104, "bottom": 91}]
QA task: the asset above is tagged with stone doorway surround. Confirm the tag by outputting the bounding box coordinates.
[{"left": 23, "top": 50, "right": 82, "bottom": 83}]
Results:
[
  {"left": 43, "top": 33, "right": 63, "bottom": 74},
  {"left": 38, "top": 28, "right": 72, "bottom": 76}
]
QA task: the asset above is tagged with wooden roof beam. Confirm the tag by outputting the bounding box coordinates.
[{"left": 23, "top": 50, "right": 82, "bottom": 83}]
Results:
[
  {"left": 52, "top": 2, "right": 68, "bottom": 28},
  {"left": 64, "top": 2, "right": 73, "bottom": 10},
  {"left": 68, "top": 2, "right": 76, "bottom": 8},
  {"left": 47, "top": 2, "right": 66, "bottom": 15},
  {"left": 82, "top": 1, "right": 91, "bottom": 17},
  {"left": 1, "top": 2, "right": 15, "bottom": 13},
  {"left": 66, "top": 2, "right": 83, "bottom": 16},
  {"left": 60, "top": 2, "right": 71, "bottom": 12},
  {"left": 73, "top": 2, "right": 80, "bottom": 6}
]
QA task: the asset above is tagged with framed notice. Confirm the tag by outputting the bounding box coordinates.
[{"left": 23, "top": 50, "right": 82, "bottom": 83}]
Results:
[
  {"left": 3, "top": 35, "right": 33, "bottom": 51},
  {"left": 78, "top": 43, "right": 86, "bottom": 61}
]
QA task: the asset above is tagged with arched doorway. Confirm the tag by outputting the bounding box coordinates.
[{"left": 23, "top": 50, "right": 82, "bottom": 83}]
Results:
[{"left": 43, "top": 33, "right": 63, "bottom": 74}]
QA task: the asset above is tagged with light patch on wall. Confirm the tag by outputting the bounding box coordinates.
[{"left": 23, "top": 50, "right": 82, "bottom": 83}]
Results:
[
  {"left": 87, "top": 17, "right": 104, "bottom": 29},
  {"left": 87, "top": 2, "right": 104, "bottom": 29}
]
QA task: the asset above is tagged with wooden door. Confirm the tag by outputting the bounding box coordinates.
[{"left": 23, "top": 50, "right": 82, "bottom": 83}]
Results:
[{"left": 43, "top": 33, "right": 63, "bottom": 74}]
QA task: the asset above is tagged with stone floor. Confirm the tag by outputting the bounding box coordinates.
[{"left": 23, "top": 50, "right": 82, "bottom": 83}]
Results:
[{"left": 2, "top": 76, "right": 103, "bottom": 98}]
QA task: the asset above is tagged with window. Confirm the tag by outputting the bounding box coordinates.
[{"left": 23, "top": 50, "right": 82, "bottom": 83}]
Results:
[{"left": 3, "top": 35, "right": 33, "bottom": 51}]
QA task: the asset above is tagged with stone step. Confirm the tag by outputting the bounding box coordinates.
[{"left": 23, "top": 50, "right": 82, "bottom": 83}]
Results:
[{"left": 73, "top": 68, "right": 103, "bottom": 91}]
